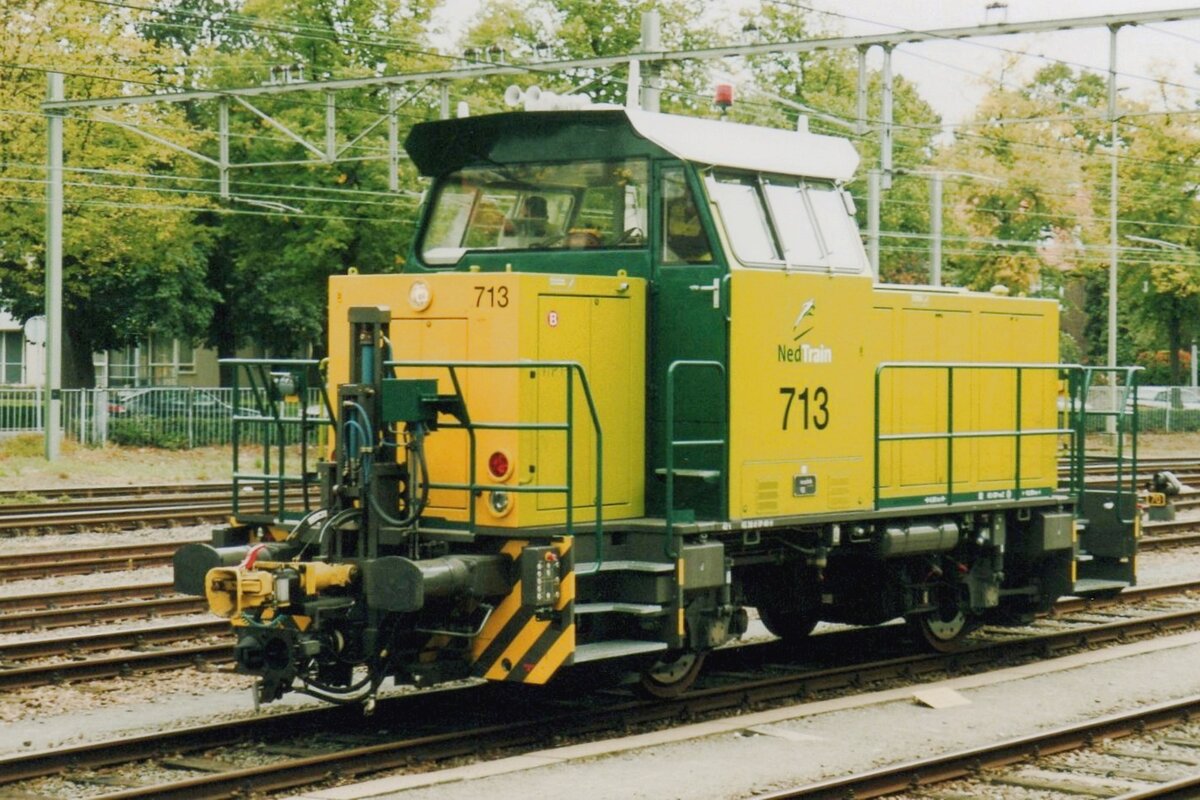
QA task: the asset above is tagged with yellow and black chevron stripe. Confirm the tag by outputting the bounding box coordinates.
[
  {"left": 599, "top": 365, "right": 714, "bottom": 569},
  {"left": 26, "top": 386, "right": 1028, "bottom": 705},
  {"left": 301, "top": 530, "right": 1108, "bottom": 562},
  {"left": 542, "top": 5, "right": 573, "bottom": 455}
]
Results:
[{"left": 470, "top": 538, "right": 575, "bottom": 683}]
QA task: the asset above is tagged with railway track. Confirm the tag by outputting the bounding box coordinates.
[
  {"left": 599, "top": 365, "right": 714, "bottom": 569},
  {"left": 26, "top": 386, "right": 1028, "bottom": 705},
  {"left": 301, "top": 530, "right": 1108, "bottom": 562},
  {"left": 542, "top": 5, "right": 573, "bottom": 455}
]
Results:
[
  {"left": 0, "top": 540, "right": 203, "bottom": 582},
  {"left": 766, "top": 696, "right": 1200, "bottom": 799},
  {"left": 1, "top": 525, "right": 1198, "bottom": 679},
  {"left": 0, "top": 482, "right": 312, "bottom": 535},
  {"left": 5, "top": 580, "right": 1200, "bottom": 798},
  {"left": 0, "top": 590, "right": 205, "bottom": 634},
  {"left": 0, "top": 580, "right": 179, "bottom": 614},
  {"left": 2, "top": 576, "right": 1195, "bottom": 691},
  {"left": 2, "top": 502, "right": 1195, "bottom": 584},
  {"left": 0, "top": 619, "right": 228, "bottom": 666},
  {"left": 0, "top": 481, "right": 233, "bottom": 502}
]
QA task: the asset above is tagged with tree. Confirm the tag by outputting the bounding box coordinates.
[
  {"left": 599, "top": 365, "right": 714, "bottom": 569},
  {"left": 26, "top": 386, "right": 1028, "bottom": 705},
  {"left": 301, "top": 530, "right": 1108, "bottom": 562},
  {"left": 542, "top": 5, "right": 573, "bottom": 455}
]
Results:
[
  {"left": 455, "top": 0, "right": 720, "bottom": 113},
  {"left": 938, "top": 64, "right": 1099, "bottom": 298},
  {"left": 0, "top": 0, "right": 218, "bottom": 387},
  {"left": 142, "top": 0, "right": 439, "bottom": 366},
  {"left": 733, "top": 4, "right": 941, "bottom": 283},
  {"left": 1112, "top": 106, "right": 1200, "bottom": 383}
]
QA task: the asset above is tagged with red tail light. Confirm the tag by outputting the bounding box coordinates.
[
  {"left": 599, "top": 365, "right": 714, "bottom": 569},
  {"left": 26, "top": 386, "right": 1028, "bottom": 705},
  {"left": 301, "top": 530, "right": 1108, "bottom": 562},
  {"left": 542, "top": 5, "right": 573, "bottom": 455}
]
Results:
[{"left": 488, "top": 451, "right": 511, "bottom": 480}]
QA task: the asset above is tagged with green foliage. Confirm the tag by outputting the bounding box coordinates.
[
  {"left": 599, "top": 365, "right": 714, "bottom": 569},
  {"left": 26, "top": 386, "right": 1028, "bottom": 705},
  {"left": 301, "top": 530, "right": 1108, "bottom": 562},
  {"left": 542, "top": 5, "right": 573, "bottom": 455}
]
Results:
[
  {"left": 7, "top": 0, "right": 1196, "bottom": 382},
  {"left": 108, "top": 418, "right": 190, "bottom": 449},
  {"left": 937, "top": 61, "right": 1200, "bottom": 378},
  {"left": 1135, "top": 350, "right": 1195, "bottom": 386},
  {"left": 161, "top": 0, "right": 434, "bottom": 360},
  {"left": 0, "top": 1, "right": 219, "bottom": 387}
]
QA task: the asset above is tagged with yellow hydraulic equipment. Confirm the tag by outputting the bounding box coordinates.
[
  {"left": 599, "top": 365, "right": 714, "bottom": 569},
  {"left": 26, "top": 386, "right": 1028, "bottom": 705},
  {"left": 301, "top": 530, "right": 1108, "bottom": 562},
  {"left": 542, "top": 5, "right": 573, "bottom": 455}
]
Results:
[{"left": 206, "top": 560, "right": 358, "bottom": 619}]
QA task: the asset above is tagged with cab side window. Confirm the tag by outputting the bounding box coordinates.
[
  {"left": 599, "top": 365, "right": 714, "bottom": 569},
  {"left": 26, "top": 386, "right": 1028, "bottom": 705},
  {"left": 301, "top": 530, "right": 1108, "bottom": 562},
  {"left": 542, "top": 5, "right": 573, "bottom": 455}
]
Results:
[{"left": 661, "top": 168, "right": 713, "bottom": 264}]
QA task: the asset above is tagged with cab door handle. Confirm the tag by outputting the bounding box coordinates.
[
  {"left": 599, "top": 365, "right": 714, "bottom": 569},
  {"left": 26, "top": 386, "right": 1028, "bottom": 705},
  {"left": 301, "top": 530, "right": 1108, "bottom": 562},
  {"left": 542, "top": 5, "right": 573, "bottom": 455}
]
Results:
[{"left": 688, "top": 278, "right": 720, "bottom": 309}]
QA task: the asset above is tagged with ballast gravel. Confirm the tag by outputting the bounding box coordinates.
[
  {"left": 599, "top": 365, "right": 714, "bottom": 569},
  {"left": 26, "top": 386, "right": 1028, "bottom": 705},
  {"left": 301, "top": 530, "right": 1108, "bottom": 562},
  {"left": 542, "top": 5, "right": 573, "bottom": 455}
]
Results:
[
  {"left": 0, "top": 523, "right": 211, "bottom": 553},
  {"left": 1, "top": 523, "right": 1199, "bottom": 799},
  {"left": 324, "top": 635, "right": 1200, "bottom": 800}
]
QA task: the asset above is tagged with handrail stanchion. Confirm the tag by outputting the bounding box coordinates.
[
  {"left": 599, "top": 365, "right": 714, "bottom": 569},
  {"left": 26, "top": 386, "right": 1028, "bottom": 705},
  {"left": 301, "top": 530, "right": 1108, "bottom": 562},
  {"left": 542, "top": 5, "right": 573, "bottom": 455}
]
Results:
[
  {"left": 946, "top": 365, "right": 954, "bottom": 504},
  {"left": 385, "top": 360, "right": 605, "bottom": 572},
  {"left": 566, "top": 366, "right": 574, "bottom": 538},
  {"left": 231, "top": 364, "right": 241, "bottom": 517},
  {"left": 1015, "top": 367, "right": 1023, "bottom": 498},
  {"left": 873, "top": 362, "right": 1082, "bottom": 508},
  {"left": 220, "top": 358, "right": 335, "bottom": 525},
  {"left": 874, "top": 368, "right": 882, "bottom": 510},
  {"left": 663, "top": 360, "right": 726, "bottom": 558}
]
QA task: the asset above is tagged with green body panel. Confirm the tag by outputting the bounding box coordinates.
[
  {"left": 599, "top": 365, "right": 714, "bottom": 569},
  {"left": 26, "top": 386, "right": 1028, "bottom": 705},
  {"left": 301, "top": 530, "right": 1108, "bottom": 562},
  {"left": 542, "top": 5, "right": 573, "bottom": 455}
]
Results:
[
  {"left": 645, "top": 163, "right": 728, "bottom": 519},
  {"left": 405, "top": 113, "right": 734, "bottom": 522}
]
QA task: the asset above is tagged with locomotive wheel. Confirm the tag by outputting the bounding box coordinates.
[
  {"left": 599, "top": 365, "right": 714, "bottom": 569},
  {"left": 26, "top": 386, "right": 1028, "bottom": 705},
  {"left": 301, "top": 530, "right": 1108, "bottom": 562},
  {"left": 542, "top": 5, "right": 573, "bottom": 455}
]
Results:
[
  {"left": 909, "top": 608, "right": 972, "bottom": 653},
  {"left": 758, "top": 607, "right": 819, "bottom": 641},
  {"left": 637, "top": 651, "right": 706, "bottom": 698}
]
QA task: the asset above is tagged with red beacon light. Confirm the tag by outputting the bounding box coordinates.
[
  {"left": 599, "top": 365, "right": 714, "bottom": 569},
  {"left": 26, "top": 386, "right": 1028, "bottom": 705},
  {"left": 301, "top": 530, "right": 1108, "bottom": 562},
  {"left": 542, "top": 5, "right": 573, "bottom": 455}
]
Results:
[{"left": 714, "top": 83, "right": 734, "bottom": 114}]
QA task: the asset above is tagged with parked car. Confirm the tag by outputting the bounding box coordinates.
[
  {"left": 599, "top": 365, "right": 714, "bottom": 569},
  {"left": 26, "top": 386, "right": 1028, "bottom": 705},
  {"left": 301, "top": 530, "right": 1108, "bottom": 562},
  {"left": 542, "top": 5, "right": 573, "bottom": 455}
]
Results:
[
  {"left": 107, "top": 388, "right": 260, "bottom": 418},
  {"left": 1133, "top": 387, "right": 1200, "bottom": 411}
]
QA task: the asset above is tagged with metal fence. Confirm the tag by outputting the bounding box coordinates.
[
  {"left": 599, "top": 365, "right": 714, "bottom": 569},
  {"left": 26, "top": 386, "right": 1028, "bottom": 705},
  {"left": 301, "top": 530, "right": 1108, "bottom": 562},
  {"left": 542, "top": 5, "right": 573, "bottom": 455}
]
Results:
[
  {"left": 1082, "top": 385, "right": 1200, "bottom": 433},
  {"left": 2, "top": 384, "right": 1199, "bottom": 448},
  {"left": 0, "top": 386, "right": 330, "bottom": 448}
]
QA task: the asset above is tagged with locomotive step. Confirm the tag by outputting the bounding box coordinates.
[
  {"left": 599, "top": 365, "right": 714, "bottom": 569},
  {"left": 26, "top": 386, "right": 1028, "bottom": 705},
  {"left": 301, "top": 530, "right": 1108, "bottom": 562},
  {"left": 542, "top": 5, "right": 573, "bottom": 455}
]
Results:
[
  {"left": 573, "top": 639, "right": 669, "bottom": 663},
  {"left": 574, "top": 602, "right": 668, "bottom": 616},
  {"left": 575, "top": 559, "right": 675, "bottom": 574},
  {"left": 1073, "top": 578, "right": 1131, "bottom": 594},
  {"left": 654, "top": 468, "right": 722, "bottom": 484}
]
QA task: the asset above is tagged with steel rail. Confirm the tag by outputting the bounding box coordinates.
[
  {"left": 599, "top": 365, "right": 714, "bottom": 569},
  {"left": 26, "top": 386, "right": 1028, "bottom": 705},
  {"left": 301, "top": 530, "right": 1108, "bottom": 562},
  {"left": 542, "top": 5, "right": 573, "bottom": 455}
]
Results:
[
  {"left": 0, "top": 595, "right": 205, "bottom": 634},
  {"left": 0, "top": 580, "right": 177, "bottom": 614},
  {"left": 34, "top": 606, "right": 1200, "bottom": 799},
  {"left": 0, "top": 491, "right": 246, "bottom": 516},
  {"left": 0, "top": 619, "right": 228, "bottom": 664},
  {"left": 752, "top": 695, "right": 1200, "bottom": 799},
  {"left": 4, "top": 581, "right": 1200, "bottom": 796},
  {"left": 0, "top": 643, "right": 230, "bottom": 691},
  {"left": 1058, "top": 458, "right": 1200, "bottom": 476},
  {"left": 0, "top": 577, "right": 1192, "bottom": 689},
  {"left": 1138, "top": 518, "right": 1200, "bottom": 551},
  {"left": 0, "top": 503, "right": 236, "bottom": 534},
  {"left": 0, "top": 496, "right": 309, "bottom": 534},
  {"left": 0, "top": 482, "right": 233, "bottom": 501},
  {"left": 0, "top": 540, "right": 203, "bottom": 581}
]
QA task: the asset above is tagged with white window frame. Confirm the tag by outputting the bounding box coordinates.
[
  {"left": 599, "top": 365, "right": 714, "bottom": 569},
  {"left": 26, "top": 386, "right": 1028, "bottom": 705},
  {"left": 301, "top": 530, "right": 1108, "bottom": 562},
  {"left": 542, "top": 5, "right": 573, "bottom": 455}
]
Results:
[
  {"left": 706, "top": 170, "right": 868, "bottom": 276},
  {"left": 0, "top": 330, "right": 24, "bottom": 385}
]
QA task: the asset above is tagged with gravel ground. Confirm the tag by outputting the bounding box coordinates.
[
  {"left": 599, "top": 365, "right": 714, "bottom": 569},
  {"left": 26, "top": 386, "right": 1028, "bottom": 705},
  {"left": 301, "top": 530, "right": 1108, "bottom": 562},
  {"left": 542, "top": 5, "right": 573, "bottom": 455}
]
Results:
[
  {"left": 0, "top": 505, "right": 1197, "bottom": 773},
  {"left": 333, "top": 635, "right": 1200, "bottom": 800},
  {"left": 0, "top": 610, "right": 215, "bottom": 648},
  {"left": 0, "top": 565, "right": 175, "bottom": 599},
  {"left": 0, "top": 524, "right": 210, "bottom": 554},
  {"left": 0, "top": 535, "right": 1194, "bottom": 753}
]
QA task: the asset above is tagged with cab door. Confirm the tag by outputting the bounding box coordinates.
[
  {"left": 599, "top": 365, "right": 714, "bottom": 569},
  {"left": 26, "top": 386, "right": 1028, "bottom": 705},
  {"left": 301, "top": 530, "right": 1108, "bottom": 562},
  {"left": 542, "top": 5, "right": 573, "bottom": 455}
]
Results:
[{"left": 647, "top": 163, "right": 729, "bottom": 520}]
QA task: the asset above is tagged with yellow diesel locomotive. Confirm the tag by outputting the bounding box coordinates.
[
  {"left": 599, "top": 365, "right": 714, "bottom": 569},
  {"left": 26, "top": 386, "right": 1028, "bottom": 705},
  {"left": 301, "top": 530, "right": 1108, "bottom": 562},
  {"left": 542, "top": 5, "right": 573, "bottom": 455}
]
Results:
[{"left": 175, "top": 104, "right": 1140, "bottom": 705}]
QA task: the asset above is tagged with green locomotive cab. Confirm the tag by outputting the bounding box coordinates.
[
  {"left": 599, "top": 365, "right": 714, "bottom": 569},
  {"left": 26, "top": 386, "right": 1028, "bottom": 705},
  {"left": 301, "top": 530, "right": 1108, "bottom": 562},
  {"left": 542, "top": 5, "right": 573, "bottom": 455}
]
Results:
[{"left": 175, "top": 103, "right": 1140, "bottom": 706}]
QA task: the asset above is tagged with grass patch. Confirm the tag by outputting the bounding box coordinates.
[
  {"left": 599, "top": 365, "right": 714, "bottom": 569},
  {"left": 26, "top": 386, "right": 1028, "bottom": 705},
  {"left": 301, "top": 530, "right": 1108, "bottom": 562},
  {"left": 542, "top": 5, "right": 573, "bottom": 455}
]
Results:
[
  {"left": 0, "top": 434, "right": 48, "bottom": 459},
  {"left": 0, "top": 442, "right": 236, "bottom": 491},
  {"left": 0, "top": 490, "right": 47, "bottom": 505}
]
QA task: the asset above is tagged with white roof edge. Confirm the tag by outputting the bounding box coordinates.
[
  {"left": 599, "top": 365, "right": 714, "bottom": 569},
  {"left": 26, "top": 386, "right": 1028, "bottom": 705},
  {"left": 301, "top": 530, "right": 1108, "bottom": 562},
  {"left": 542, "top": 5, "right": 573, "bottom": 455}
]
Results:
[{"left": 624, "top": 109, "right": 859, "bottom": 181}]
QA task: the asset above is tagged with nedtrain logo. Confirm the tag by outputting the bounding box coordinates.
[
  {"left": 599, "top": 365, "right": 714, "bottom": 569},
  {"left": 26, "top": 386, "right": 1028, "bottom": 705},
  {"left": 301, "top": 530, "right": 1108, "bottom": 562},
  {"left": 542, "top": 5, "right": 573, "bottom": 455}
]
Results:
[
  {"left": 793, "top": 299, "right": 815, "bottom": 341},
  {"left": 778, "top": 299, "right": 833, "bottom": 364}
]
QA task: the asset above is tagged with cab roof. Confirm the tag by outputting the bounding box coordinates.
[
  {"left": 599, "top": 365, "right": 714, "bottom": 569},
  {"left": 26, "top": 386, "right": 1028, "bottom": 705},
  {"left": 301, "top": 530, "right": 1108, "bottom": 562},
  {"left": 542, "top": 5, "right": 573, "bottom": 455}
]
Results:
[{"left": 405, "top": 107, "right": 860, "bottom": 182}]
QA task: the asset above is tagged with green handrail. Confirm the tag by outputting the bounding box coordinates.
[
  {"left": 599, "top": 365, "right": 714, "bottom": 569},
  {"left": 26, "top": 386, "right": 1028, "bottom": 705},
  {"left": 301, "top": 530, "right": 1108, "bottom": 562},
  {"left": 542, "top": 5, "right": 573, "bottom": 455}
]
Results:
[
  {"left": 222, "top": 358, "right": 333, "bottom": 523},
  {"left": 387, "top": 359, "right": 606, "bottom": 572},
  {"left": 1065, "top": 366, "right": 1141, "bottom": 524},
  {"left": 873, "top": 362, "right": 1071, "bottom": 509},
  {"left": 872, "top": 362, "right": 1140, "bottom": 513},
  {"left": 664, "top": 360, "right": 727, "bottom": 558}
]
